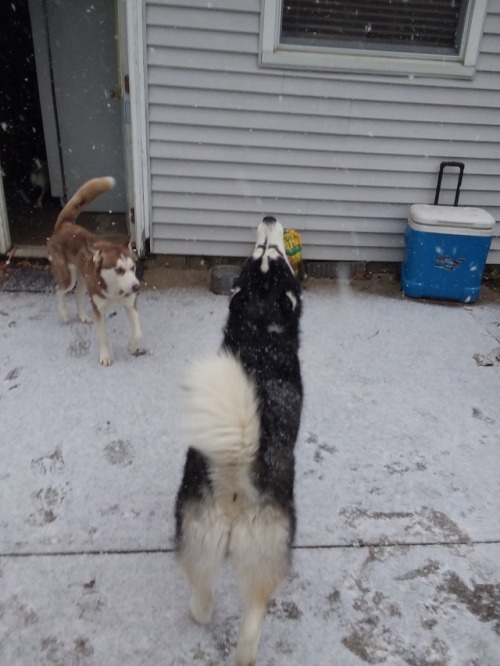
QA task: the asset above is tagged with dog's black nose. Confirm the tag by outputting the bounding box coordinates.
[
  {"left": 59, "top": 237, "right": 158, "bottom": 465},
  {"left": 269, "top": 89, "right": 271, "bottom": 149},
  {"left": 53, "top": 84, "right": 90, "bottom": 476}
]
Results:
[{"left": 262, "top": 216, "right": 277, "bottom": 224}]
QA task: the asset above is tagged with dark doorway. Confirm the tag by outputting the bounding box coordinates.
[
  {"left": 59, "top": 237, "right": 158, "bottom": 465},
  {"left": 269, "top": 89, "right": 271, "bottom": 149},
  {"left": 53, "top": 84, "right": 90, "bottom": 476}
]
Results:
[
  {"left": 0, "top": 0, "right": 128, "bottom": 250},
  {"left": 0, "top": 0, "right": 60, "bottom": 246}
]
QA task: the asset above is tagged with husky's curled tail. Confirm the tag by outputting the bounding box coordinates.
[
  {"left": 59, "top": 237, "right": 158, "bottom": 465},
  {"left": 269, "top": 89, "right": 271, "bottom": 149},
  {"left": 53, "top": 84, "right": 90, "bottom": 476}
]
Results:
[{"left": 54, "top": 176, "right": 116, "bottom": 231}]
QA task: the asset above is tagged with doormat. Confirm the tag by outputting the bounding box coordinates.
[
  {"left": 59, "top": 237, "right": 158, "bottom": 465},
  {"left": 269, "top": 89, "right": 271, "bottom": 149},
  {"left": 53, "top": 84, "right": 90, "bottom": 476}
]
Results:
[{"left": 2, "top": 267, "right": 55, "bottom": 293}]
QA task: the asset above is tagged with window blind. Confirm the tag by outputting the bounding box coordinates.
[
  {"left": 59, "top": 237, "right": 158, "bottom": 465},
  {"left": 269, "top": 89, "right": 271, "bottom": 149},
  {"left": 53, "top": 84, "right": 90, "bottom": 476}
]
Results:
[{"left": 281, "top": 0, "right": 467, "bottom": 53}]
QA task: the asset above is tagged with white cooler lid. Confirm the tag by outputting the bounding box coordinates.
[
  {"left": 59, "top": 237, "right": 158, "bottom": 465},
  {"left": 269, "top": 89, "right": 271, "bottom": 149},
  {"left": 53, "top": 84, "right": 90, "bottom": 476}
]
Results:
[{"left": 410, "top": 204, "right": 495, "bottom": 231}]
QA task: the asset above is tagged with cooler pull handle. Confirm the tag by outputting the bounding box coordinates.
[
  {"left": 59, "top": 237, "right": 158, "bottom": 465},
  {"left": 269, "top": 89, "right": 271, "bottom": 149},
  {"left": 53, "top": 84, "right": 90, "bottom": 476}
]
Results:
[{"left": 434, "top": 161, "right": 465, "bottom": 207}]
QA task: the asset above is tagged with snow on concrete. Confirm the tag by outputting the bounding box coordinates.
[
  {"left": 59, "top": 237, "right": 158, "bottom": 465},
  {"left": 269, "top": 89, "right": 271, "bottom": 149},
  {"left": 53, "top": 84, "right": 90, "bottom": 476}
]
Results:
[{"left": 1, "top": 278, "right": 499, "bottom": 664}]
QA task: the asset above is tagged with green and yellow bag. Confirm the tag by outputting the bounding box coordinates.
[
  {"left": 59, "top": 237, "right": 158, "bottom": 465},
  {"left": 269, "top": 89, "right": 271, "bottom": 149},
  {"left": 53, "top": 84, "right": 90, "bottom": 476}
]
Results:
[{"left": 284, "top": 228, "right": 304, "bottom": 279}]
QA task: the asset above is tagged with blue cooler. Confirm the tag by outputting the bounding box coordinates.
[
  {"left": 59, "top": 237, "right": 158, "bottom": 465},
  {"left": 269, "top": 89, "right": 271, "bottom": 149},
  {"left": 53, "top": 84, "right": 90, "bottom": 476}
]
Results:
[
  {"left": 401, "top": 162, "right": 496, "bottom": 303},
  {"left": 401, "top": 205, "right": 495, "bottom": 303}
]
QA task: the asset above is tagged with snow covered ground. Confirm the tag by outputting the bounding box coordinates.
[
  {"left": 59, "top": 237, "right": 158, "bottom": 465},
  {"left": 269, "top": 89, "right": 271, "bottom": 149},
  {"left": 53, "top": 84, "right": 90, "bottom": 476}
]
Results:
[{"left": 1, "top": 274, "right": 499, "bottom": 665}]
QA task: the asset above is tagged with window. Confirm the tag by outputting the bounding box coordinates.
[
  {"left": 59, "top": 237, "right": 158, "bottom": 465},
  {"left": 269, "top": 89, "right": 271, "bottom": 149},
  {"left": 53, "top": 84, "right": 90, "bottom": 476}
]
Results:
[{"left": 260, "top": 0, "right": 488, "bottom": 78}]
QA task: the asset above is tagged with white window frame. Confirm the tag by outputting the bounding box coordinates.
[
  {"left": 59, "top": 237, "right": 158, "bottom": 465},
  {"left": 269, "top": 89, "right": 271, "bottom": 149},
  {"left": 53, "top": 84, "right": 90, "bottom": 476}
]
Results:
[{"left": 260, "top": 0, "right": 488, "bottom": 79}]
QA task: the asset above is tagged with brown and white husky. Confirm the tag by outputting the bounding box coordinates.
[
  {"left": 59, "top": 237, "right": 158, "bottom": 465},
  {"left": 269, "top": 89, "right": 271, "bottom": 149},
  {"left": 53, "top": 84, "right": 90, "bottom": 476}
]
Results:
[{"left": 47, "top": 177, "right": 141, "bottom": 366}]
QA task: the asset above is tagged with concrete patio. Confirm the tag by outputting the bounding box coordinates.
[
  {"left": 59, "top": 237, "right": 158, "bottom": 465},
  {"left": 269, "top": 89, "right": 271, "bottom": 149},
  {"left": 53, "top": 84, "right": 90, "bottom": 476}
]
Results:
[{"left": 1, "top": 267, "right": 499, "bottom": 665}]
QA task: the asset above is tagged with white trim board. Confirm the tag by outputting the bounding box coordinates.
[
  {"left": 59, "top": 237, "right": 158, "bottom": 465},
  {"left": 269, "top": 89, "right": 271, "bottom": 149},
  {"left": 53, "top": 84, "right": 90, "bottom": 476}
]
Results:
[{"left": 124, "top": 0, "right": 151, "bottom": 257}]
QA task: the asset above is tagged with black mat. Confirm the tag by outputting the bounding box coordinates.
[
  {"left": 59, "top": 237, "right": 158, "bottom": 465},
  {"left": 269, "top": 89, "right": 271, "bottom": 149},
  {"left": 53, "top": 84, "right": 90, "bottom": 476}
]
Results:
[{"left": 2, "top": 267, "right": 55, "bottom": 293}]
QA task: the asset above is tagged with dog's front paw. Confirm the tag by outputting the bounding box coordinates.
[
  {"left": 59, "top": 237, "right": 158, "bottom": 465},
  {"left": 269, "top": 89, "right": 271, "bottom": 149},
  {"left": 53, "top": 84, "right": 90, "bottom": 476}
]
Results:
[
  {"left": 80, "top": 314, "right": 93, "bottom": 324},
  {"left": 99, "top": 354, "right": 113, "bottom": 366}
]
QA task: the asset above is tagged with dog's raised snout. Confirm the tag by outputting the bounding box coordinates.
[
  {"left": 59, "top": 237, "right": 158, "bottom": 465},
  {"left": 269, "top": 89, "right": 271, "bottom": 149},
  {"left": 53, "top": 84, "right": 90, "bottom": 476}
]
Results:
[{"left": 262, "top": 216, "right": 277, "bottom": 225}]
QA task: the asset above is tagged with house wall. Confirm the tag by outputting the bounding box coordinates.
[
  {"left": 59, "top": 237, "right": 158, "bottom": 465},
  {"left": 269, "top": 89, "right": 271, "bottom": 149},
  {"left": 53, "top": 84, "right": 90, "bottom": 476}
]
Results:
[{"left": 145, "top": 0, "right": 500, "bottom": 262}]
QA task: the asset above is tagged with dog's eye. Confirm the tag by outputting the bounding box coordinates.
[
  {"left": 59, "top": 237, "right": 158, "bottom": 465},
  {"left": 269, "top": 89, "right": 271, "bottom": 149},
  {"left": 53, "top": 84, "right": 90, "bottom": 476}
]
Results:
[{"left": 115, "top": 267, "right": 125, "bottom": 276}]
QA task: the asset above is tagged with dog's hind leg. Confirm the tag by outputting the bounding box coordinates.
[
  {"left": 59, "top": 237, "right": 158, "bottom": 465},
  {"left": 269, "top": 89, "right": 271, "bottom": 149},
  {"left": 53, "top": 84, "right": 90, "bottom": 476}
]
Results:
[
  {"left": 54, "top": 264, "right": 77, "bottom": 322},
  {"left": 56, "top": 289, "right": 70, "bottom": 323},
  {"left": 178, "top": 503, "right": 229, "bottom": 625},
  {"left": 231, "top": 506, "right": 292, "bottom": 666},
  {"left": 234, "top": 592, "right": 269, "bottom": 666},
  {"left": 75, "top": 272, "right": 92, "bottom": 324}
]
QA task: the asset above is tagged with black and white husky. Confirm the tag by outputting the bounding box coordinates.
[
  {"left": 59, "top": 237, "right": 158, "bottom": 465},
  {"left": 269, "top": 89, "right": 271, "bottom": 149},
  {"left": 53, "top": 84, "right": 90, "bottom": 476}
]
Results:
[{"left": 175, "top": 216, "right": 303, "bottom": 666}]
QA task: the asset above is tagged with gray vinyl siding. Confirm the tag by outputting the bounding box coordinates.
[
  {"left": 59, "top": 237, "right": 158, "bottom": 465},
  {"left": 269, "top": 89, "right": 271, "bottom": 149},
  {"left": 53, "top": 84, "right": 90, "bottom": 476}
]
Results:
[{"left": 146, "top": 0, "right": 500, "bottom": 262}]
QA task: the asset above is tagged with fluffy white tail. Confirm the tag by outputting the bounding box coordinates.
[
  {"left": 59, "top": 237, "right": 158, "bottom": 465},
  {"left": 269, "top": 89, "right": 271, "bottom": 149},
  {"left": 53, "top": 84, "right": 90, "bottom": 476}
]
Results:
[{"left": 182, "top": 352, "right": 260, "bottom": 469}]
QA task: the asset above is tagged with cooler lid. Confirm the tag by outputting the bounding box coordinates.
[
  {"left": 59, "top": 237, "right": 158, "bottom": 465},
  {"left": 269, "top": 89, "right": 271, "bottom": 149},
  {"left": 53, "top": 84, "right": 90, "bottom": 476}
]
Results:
[{"left": 410, "top": 204, "right": 495, "bottom": 231}]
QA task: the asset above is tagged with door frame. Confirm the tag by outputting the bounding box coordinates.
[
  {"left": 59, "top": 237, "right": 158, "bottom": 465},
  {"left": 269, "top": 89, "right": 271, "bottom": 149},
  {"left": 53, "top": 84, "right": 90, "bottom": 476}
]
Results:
[
  {"left": 0, "top": 177, "right": 11, "bottom": 256},
  {"left": 0, "top": 0, "right": 151, "bottom": 258},
  {"left": 121, "top": 0, "right": 150, "bottom": 257}
]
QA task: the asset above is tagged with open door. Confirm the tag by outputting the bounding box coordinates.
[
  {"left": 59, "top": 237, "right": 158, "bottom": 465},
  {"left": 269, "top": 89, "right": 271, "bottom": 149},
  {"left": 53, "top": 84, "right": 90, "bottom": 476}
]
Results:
[
  {"left": 32, "top": 0, "right": 126, "bottom": 212},
  {"left": 0, "top": 0, "right": 129, "bottom": 253}
]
